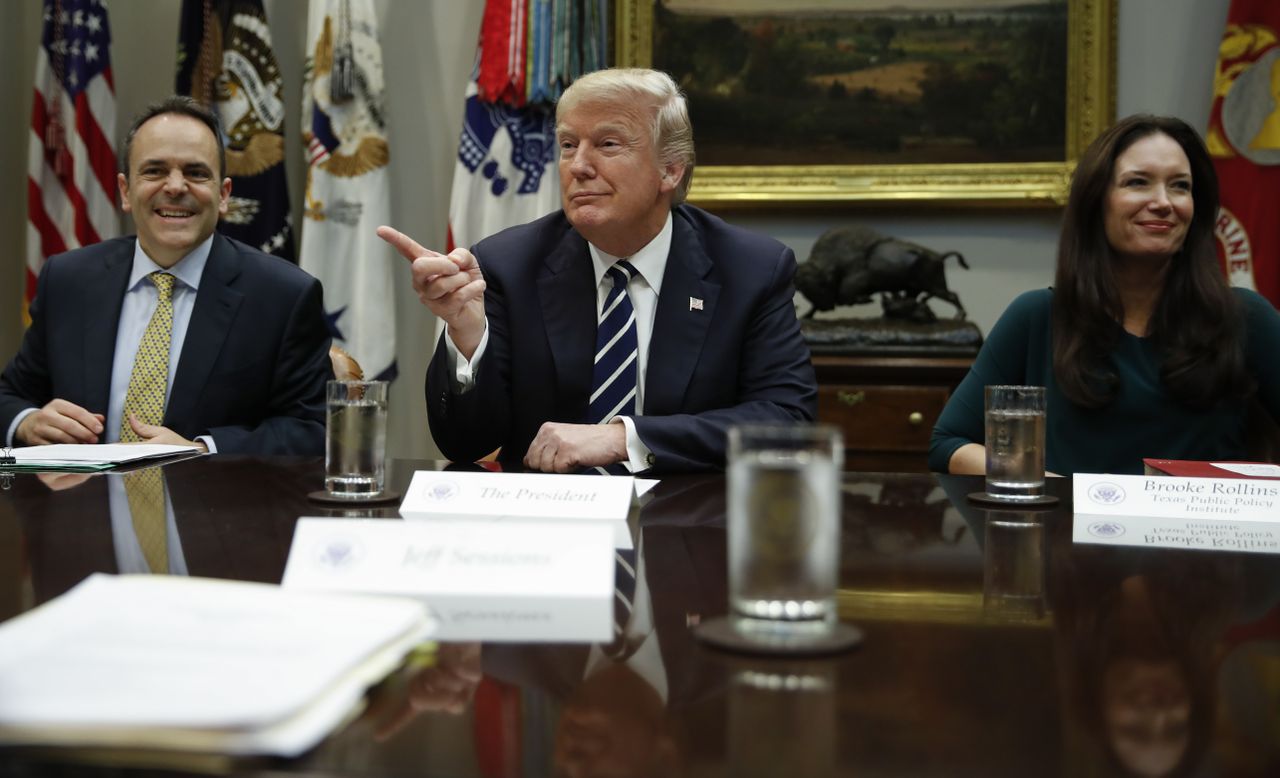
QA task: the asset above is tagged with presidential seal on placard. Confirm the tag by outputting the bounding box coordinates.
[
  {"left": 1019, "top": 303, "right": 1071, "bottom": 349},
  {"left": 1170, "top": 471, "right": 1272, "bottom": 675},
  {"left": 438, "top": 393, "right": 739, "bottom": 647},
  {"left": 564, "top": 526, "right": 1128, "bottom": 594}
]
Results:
[
  {"left": 1087, "top": 482, "right": 1126, "bottom": 506},
  {"left": 316, "top": 535, "right": 363, "bottom": 570},
  {"left": 419, "top": 480, "right": 460, "bottom": 502},
  {"left": 1088, "top": 521, "right": 1125, "bottom": 539}
]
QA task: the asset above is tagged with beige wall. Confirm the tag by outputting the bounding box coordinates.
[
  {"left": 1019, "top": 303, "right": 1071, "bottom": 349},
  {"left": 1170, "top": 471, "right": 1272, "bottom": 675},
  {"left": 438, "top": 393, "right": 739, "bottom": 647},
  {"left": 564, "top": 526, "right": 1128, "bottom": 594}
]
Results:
[{"left": 0, "top": 0, "right": 1230, "bottom": 459}]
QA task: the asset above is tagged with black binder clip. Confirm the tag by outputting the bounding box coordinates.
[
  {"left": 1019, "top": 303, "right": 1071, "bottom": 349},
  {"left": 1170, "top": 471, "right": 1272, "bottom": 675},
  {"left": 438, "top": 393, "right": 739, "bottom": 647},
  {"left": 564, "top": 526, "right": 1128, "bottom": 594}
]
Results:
[{"left": 0, "top": 447, "right": 13, "bottom": 491}]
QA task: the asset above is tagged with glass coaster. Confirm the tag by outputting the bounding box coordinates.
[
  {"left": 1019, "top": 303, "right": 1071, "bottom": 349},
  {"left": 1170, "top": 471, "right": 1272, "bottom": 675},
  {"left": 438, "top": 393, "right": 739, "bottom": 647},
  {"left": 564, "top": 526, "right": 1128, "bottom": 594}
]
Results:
[
  {"left": 307, "top": 489, "right": 402, "bottom": 505},
  {"left": 694, "top": 616, "right": 863, "bottom": 657},
  {"left": 967, "top": 491, "right": 1059, "bottom": 508}
]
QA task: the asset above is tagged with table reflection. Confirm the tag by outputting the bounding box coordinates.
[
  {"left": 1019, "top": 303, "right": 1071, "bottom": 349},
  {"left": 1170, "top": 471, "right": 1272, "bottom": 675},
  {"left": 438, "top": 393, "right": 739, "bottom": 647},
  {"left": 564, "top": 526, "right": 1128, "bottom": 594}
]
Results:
[
  {"left": 0, "top": 461, "right": 1274, "bottom": 776},
  {"left": 728, "top": 660, "right": 836, "bottom": 778},
  {"left": 9, "top": 457, "right": 319, "bottom": 607},
  {"left": 370, "top": 642, "right": 482, "bottom": 739},
  {"left": 1048, "top": 522, "right": 1280, "bottom": 776},
  {"left": 478, "top": 474, "right": 731, "bottom": 776}
]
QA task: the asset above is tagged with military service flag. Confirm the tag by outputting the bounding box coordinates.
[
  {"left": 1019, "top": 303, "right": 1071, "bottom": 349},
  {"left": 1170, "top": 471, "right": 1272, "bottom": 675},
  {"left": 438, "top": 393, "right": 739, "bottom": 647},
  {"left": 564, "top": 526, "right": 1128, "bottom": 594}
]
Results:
[
  {"left": 176, "top": 0, "right": 295, "bottom": 261},
  {"left": 1208, "top": 0, "right": 1280, "bottom": 306},
  {"left": 445, "top": 0, "right": 609, "bottom": 254},
  {"left": 446, "top": 78, "right": 560, "bottom": 254},
  {"left": 300, "top": 0, "right": 397, "bottom": 381}
]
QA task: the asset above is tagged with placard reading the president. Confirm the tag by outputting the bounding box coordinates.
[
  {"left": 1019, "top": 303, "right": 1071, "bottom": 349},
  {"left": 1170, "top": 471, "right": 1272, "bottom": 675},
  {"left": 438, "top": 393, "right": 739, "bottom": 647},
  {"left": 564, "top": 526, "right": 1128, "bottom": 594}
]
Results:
[
  {"left": 283, "top": 519, "right": 615, "bottom": 642},
  {"left": 400, "top": 471, "right": 635, "bottom": 548},
  {"left": 1073, "top": 473, "right": 1280, "bottom": 554}
]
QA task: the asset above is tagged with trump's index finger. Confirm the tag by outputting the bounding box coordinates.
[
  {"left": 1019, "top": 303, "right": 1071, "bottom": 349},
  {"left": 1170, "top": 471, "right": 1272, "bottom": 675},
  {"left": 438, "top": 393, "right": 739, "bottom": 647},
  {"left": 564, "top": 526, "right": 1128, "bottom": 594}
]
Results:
[{"left": 377, "top": 225, "right": 442, "bottom": 262}]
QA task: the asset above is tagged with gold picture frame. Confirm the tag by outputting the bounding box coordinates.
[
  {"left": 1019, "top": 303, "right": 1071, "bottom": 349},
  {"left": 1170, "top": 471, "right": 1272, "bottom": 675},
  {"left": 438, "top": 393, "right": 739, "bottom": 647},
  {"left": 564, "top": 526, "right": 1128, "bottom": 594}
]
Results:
[{"left": 615, "top": 0, "right": 1115, "bottom": 207}]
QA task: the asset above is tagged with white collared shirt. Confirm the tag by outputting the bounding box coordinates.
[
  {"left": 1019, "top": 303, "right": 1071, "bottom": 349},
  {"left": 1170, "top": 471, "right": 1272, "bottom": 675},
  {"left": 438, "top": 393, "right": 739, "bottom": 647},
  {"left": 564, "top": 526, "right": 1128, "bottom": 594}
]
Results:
[{"left": 446, "top": 213, "right": 674, "bottom": 471}]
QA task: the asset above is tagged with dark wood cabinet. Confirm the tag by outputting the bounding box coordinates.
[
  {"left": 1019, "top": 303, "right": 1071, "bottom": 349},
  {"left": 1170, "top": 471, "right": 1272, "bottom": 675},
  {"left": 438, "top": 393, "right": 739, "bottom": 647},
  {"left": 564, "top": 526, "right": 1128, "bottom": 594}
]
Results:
[{"left": 812, "top": 353, "right": 973, "bottom": 473}]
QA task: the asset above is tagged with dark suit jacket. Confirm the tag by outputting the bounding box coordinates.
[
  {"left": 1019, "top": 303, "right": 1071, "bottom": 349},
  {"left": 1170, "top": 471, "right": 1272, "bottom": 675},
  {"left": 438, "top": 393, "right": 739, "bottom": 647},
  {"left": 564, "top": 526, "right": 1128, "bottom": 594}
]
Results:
[
  {"left": 426, "top": 204, "right": 816, "bottom": 472},
  {"left": 0, "top": 234, "right": 331, "bottom": 455}
]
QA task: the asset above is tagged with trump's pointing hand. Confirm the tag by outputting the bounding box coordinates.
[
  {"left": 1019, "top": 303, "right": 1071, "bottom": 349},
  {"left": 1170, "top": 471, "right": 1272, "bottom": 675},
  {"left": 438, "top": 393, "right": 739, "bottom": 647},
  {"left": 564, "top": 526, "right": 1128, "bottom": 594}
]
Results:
[{"left": 377, "top": 225, "right": 487, "bottom": 360}]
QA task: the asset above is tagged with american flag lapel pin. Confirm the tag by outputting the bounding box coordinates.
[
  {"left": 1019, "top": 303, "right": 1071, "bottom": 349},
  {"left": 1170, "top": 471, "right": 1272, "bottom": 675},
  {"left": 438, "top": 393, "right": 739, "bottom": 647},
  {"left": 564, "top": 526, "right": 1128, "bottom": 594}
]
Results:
[{"left": 689, "top": 297, "right": 704, "bottom": 311}]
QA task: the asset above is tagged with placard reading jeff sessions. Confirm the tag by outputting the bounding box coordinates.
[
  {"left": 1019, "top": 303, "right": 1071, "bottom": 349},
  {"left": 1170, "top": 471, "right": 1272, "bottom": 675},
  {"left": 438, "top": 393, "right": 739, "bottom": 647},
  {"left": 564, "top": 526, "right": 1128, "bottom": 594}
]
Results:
[{"left": 282, "top": 519, "right": 615, "bottom": 642}]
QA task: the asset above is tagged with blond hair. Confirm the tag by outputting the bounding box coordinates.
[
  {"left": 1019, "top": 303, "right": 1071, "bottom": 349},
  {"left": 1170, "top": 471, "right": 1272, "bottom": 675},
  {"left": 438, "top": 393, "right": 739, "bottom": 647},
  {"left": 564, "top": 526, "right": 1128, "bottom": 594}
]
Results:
[{"left": 557, "top": 68, "right": 696, "bottom": 203}]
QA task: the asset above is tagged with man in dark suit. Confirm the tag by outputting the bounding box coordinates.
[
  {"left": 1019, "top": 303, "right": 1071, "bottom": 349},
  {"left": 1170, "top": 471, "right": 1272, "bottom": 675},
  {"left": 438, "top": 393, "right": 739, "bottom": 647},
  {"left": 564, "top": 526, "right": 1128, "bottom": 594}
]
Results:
[
  {"left": 0, "top": 96, "right": 330, "bottom": 455},
  {"left": 379, "top": 68, "right": 814, "bottom": 472}
]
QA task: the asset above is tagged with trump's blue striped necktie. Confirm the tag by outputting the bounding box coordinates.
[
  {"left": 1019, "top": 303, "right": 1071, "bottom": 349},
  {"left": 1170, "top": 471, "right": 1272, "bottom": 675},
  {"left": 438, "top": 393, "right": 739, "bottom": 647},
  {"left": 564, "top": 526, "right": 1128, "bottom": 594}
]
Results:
[
  {"left": 588, "top": 260, "right": 639, "bottom": 424},
  {"left": 607, "top": 547, "right": 638, "bottom": 658}
]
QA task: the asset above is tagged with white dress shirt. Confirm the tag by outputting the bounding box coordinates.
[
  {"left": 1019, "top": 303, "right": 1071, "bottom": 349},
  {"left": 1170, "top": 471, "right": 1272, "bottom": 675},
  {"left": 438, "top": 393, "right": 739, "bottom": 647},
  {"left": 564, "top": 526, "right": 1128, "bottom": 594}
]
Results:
[{"left": 445, "top": 213, "right": 674, "bottom": 471}]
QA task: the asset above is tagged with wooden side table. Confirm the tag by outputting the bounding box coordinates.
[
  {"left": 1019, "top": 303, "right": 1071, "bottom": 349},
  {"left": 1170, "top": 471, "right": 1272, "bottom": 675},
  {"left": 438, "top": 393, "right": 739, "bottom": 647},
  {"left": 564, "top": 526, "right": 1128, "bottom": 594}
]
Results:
[{"left": 811, "top": 353, "right": 974, "bottom": 473}]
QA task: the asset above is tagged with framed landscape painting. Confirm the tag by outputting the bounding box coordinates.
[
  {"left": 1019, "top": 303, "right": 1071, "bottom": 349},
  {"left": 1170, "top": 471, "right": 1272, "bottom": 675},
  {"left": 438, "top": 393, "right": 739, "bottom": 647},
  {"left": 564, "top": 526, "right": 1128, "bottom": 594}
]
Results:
[{"left": 615, "top": 0, "right": 1115, "bottom": 207}]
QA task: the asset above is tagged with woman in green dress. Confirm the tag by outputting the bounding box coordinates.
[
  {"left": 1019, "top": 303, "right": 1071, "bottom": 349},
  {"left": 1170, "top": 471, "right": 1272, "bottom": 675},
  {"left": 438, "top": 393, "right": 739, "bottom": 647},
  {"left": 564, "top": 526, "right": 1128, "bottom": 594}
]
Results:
[{"left": 930, "top": 114, "right": 1280, "bottom": 476}]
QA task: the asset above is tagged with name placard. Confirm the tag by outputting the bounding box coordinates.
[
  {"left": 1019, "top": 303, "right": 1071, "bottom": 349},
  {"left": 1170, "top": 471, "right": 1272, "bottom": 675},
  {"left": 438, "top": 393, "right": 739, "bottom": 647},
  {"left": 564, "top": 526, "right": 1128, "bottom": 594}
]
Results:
[
  {"left": 282, "top": 518, "right": 614, "bottom": 642},
  {"left": 400, "top": 471, "right": 636, "bottom": 548},
  {"left": 1073, "top": 473, "right": 1280, "bottom": 554}
]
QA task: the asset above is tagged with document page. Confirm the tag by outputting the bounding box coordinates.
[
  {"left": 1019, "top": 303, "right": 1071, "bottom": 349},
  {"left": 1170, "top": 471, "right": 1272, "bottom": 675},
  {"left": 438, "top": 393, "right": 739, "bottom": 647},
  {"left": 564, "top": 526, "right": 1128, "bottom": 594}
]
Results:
[
  {"left": 1213, "top": 462, "right": 1280, "bottom": 478},
  {"left": 0, "top": 575, "right": 433, "bottom": 755},
  {"left": 5, "top": 443, "right": 202, "bottom": 471}
]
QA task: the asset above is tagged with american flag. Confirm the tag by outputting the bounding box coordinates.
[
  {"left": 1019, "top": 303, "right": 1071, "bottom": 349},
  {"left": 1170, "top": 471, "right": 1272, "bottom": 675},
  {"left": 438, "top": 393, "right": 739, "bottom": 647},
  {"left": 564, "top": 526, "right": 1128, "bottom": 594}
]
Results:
[{"left": 26, "top": 0, "right": 119, "bottom": 325}]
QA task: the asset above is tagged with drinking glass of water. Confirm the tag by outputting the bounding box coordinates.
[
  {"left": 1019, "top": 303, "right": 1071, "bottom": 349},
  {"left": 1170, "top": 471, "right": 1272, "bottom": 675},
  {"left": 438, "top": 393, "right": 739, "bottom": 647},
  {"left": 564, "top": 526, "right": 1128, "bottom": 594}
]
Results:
[
  {"left": 325, "top": 380, "right": 389, "bottom": 498},
  {"left": 727, "top": 424, "right": 842, "bottom": 641},
  {"left": 984, "top": 385, "right": 1046, "bottom": 500}
]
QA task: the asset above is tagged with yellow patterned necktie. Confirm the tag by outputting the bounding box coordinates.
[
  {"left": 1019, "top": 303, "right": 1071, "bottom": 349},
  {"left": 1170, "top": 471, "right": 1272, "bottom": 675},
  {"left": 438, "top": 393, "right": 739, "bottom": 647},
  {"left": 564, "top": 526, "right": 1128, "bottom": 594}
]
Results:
[
  {"left": 120, "top": 272, "right": 176, "bottom": 442},
  {"left": 123, "top": 468, "right": 169, "bottom": 574}
]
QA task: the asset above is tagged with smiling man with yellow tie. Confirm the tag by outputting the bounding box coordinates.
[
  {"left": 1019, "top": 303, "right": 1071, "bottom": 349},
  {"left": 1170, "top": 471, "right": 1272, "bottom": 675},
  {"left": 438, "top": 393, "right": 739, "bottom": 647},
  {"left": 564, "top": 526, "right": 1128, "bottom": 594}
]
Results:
[{"left": 0, "top": 96, "right": 332, "bottom": 455}]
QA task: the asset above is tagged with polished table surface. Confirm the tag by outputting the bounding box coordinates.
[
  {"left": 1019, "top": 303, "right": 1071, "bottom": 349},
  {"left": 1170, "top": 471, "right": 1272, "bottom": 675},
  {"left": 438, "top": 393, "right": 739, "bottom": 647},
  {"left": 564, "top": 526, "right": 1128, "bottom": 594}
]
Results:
[{"left": 0, "top": 457, "right": 1277, "bottom": 777}]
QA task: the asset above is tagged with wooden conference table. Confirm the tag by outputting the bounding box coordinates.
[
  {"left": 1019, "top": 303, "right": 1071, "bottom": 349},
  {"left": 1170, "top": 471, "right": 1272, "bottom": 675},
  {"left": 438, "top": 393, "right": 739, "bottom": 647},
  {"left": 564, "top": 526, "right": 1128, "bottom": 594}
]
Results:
[{"left": 0, "top": 456, "right": 1276, "bottom": 777}]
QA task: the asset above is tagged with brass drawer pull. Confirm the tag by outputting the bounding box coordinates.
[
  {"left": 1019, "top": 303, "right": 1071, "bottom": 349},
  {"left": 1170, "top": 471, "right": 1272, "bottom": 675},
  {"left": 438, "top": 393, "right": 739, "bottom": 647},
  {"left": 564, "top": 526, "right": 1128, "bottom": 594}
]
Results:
[
  {"left": 837, "top": 390, "right": 866, "bottom": 407},
  {"left": 908, "top": 412, "right": 924, "bottom": 426}
]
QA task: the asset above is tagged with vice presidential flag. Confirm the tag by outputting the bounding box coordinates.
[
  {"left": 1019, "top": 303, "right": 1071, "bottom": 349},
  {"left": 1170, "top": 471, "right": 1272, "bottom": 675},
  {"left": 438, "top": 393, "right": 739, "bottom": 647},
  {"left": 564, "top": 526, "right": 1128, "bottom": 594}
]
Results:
[
  {"left": 27, "top": 0, "right": 119, "bottom": 325},
  {"left": 1208, "top": 0, "right": 1280, "bottom": 306},
  {"left": 300, "top": 0, "right": 397, "bottom": 381},
  {"left": 176, "top": 0, "right": 295, "bottom": 261}
]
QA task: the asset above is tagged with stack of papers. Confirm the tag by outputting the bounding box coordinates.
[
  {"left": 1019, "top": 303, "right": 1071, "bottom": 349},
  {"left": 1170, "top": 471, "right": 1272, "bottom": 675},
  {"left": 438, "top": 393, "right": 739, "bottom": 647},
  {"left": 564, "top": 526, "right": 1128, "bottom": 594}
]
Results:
[
  {"left": 0, "top": 574, "right": 434, "bottom": 756},
  {"left": 2, "top": 443, "right": 202, "bottom": 472},
  {"left": 1142, "top": 458, "right": 1280, "bottom": 479}
]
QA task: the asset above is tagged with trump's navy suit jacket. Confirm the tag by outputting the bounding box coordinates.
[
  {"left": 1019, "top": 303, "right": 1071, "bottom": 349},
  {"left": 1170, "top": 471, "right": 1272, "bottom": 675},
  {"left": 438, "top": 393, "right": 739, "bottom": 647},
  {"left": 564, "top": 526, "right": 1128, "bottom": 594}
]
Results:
[
  {"left": 426, "top": 204, "right": 816, "bottom": 472},
  {"left": 0, "top": 234, "right": 331, "bottom": 455}
]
